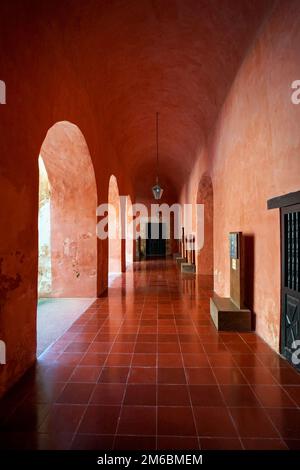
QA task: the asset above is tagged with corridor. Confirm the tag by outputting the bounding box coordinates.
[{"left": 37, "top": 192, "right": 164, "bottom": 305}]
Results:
[{"left": 0, "top": 260, "right": 299, "bottom": 450}]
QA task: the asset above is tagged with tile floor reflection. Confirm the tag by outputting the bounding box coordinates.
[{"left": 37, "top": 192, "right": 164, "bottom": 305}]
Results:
[{"left": 0, "top": 259, "right": 300, "bottom": 450}]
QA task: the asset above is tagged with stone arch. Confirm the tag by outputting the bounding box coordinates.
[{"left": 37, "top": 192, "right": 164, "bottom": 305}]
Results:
[
  {"left": 38, "top": 121, "right": 97, "bottom": 297},
  {"left": 108, "top": 175, "right": 122, "bottom": 274},
  {"left": 126, "top": 195, "right": 134, "bottom": 266}
]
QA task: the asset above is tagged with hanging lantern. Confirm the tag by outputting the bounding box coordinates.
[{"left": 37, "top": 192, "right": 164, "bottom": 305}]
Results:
[{"left": 152, "top": 182, "right": 163, "bottom": 200}]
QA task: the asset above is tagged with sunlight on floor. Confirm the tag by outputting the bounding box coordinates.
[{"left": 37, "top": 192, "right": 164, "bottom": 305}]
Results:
[{"left": 37, "top": 298, "right": 96, "bottom": 357}]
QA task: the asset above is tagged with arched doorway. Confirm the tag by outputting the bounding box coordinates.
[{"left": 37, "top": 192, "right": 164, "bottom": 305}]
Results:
[
  {"left": 37, "top": 121, "right": 97, "bottom": 356},
  {"left": 38, "top": 156, "right": 52, "bottom": 296},
  {"left": 196, "top": 172, "right": 213, "bottom": 276},
  {"left": 108, "top": 175, "right": 122, "bottom": 275},
  {"left": 126, "top": 195, "right": 134, "bottom": 266}
]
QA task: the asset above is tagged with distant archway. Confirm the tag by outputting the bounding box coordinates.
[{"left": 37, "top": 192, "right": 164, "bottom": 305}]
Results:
[
  {"left": 0, "top": 80, "right": 6, "bottom": 104},
  {"left": 196, "top": 173, "right": 213, "bottom": 275},
  {"left": 108, "top": 175, "right": 122, "bottom": 274},
  {"left": 38, "top": 121, "right": 97, "bottom": 297},
  {"left": 126, "top": 196, "right": 134, "bottom": 266},
  {"left": 38, "top": 156, "right": 52, "bottom": 295}
]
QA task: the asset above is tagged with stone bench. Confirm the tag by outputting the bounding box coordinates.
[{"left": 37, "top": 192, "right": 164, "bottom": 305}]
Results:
[
  {"left": 175, "top": 257, "right": 186, "bottom": 266},
  {"left": 210, "top": 293, "right": 251, "bottom": 331},
  {"left": 181, "top": 263, "right": 196, "bottom": 274}
]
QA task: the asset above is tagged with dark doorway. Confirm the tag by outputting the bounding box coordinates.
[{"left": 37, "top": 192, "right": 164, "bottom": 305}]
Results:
[
  {"left": 146, "top": 223, "right": 166, "bottom": 258},
  {"left": 281, "top": 204, "right": 300, "bottom": 370}
]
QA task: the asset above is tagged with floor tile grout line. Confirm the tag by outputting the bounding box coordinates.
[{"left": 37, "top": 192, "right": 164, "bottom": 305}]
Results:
[
  {"left": 174, "top": 274, "right": 202, "bottom": 451},
  {"left": 69, "top": 303, "right": 138, "bottom": 449},
  {"left": 2, "top": 259, "right": 300, "bottom": 450},
  {"left": 246, "top": 381, "right": 291, "bottom": 447},
  {"left": 155, "top": 297, "right": 158, "bottom": 451},
  {"left": 35, "top": 302, "right": 108, "bottom": 439},
  {"left": 55, "top": 323, "right": 102, "bottom": 400},
  {"left": 112, "top": 292, "right": 145, "bottom": 449},
  {"left": 189, "top": 306, "right": 245, "bottom": 450}
]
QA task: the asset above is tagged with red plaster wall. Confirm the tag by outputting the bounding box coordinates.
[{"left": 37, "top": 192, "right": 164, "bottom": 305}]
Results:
[
  {"left": 41, "top": 121, "right": 97, "bottom": 297},
  {"left": 0, "top": 2, "right": 136, "bottom": 396},
  {"left": 0, "top": 0, "right": 276, "bottom": 397},
  {"left": 196, "top": 173, "right": 213, "bottom": 276},
  {"left": 211, "top": 0, "right": 300, "bottom": 351}
]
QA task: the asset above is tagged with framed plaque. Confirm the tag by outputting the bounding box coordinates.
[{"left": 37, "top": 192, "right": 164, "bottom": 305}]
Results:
[{"left": 229, "top": 232, "right": 239, "bottom": 259}]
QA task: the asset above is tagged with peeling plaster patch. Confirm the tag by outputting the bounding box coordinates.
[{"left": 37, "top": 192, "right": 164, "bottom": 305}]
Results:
[
  {"left": 0, "top": 258, "right": 21, "bottom": 310},
  {"left": 214, "top": 269, "right": 225, "bottom": 295},
  {"left": 81, "top": 232, "right": 92, "bottom": 240},
  {"left": 264, "top": 298, "right": 279, "bottom": 350},
  {"left": 63, "top": 238, "right": 70, "bottom": 256},
  {"left": 72, "top": 255, "right": 80, "bottom": 278}
]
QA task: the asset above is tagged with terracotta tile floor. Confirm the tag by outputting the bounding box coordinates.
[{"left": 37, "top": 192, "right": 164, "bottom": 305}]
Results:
[{"left": 1, "top": 259, "right": 300, "bottom": 450}]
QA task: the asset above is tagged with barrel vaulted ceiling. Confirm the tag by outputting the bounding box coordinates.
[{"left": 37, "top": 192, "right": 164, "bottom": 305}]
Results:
[{"left": 3, "top": 0, "right": 274, "bottom": 198}]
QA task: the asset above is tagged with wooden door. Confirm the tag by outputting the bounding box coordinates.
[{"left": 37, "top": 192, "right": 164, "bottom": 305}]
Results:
[{"left": 146, "top": 223, "right": 166, "bottom": 257}]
